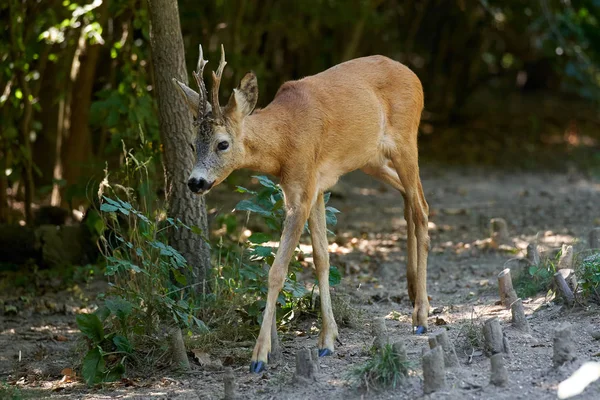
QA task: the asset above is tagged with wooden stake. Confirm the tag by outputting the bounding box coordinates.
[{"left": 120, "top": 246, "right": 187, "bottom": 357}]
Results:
[
  {"left": 498, "top": 268, "right": 518, "bottom": 308},
  {"left": 490, "top": 218, "right": 510, "bottom": 246},
  {"left": 553, "top": 324, "right": 576, "bottom": 368},
  {"left": 422, "top": 345, "right": 445, "bottom": 394},
  {"left": 490, "top": 353, "right": 508, "bottom": 386},
  {"left": 295, "top": 348, "right": 318, "bottom": 382},
  {"left": 510, "top": 298, "right": 530, "bottom": 334},
  {"left": 223, "top": 366, "right": 236, "bottom": 400},
  {"left": 428, "top": 329, "right": 459, "bottom": 367},
  {"left": 169, "top": 327, "right": 190, "bottom": 371},
  {"left": 371, "top": 317, "right": 388, "bottom": 351},
  {"left": 392, "top": 341, "right": 407, "bottom": 365},
  {"left": 483, "top": 317, "right": 509, "bottom": 355},
  {"left": 554, "top": 272, "right": 575, "bottom": 305},
  {"left": 526, "top": 243, "right": 540, "bottom": 265},
  {"left": 557, "top": 244, "right": 574, "bottom": 270}
]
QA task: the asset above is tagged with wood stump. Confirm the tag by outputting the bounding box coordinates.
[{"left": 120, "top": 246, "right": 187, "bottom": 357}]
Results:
[
  {"left": 223, "top": 367, "right": 236, "bottom": 400},
  {"left": 510, "top": 298, "right": 530, "bottom": 334},
  {"left": 422, "top": 345, "right": 445, "bottom": 394},
  {"left": 296, "top": 348, "right": 319, "bottom": 382},
  {"left": 428, "top": 329, "right": 459, "bottom": 367},
  {"left": 557, "top": 244, "right": 574, "bottom": 270},
  {"left": 371, "top": 317, "right": 388, "bottom": 351},
  {"left": 490, "top": 218, "right": 510, "bottom": 246},
  {"left": 553, "top": 324, "right": 576, "bottom": 368},
  {"left": 169, "top": 327, "right": 190, "bottom": 370},
  {"left": 589, "top": 228, "right": 600, "bottom": 249},
  {"left": 554, "top": 272, "right": 575, "bottom": 306},
  {"left": 483, "top": 317, "right": 510, "bottom": 356},
  {"left": 498, "top": 268, "right": 518, "bottom": 308},
  {"left": 526, "top": 243, "right": 541, "bottom": 266},
  {"left": 490, "top": 353, "right": 508, "bottom": 386},
  {"left": 392, "top": 341, "right": 407, "bottom": 365}
]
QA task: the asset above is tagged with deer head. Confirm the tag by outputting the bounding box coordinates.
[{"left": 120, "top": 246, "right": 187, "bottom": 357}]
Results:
[{"left": 173, "top": 45, "right": 258, "bottom": 194}]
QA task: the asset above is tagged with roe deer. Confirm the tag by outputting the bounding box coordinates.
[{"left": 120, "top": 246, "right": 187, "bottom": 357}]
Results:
[{"left": 173, "top": 45, "right": 430, "bottom": 373}]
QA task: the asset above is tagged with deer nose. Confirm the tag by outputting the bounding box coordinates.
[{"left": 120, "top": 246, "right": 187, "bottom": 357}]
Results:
[{"left": 187, "top": 177, "right": 213, "bottom": 193}]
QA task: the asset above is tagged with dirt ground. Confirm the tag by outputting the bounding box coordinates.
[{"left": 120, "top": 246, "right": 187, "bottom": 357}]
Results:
[{"left": 1, "top": 166, "right": 600, "bottom": 399}]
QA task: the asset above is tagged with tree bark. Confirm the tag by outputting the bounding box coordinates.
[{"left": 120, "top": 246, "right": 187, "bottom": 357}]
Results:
[
  {"left": 61, "top": 1, "right": 109, "bottom": 197},
  {"left": 147, "top": 0, "right": 211, "bottom": 290}
]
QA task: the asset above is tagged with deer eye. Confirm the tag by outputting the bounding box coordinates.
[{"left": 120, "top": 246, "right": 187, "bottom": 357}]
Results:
[{"left": 217, "top": 141, "right": 229, "bottom": 151}]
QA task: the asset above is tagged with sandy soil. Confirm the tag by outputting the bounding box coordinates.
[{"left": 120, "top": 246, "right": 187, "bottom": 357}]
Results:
[{"left": 1, "top": 166, "right": 600, "bottom": 399}]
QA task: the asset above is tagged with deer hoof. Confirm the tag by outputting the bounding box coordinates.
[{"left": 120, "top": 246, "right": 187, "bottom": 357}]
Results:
[
  {"left": 414, "top": 325, "right": 427, "bottom": 335},
  {"left": 318, "top": 348, "right": 333, "bottom": 357},
  {"left": 250, "top": 360, "right": 266, "bottom": 373}
]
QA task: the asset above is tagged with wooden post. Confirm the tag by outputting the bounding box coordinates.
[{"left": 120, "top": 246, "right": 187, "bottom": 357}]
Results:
[
  {"left": 422, "top": 345, "right": 445, "bottom": 394},
  {"left": 526, "top": 243, "right": 541, "bottom": 265},
  {"left": 557, "top": 244, "right": 574, "bottom": 270},
  {"left": 554, "top": 272, "right": 575, "bottom": 305},
  {"left": 589, "top": 228, "right": 600, "bottom": 249},
  {"left": 296, "top": 348, "right": 318, "bottom": 382},
  {"left": 392, "top": 341, "right": 407, "bottom": 364},
  {"left": 223, "top": 367, "right": 236, "bottom": 400},
  {"left": 428, "top": 329, "right": 459, "bottom": 367},
  {"left": 371, "top": 317, "right": 388, "bottom": 351},
  {"left": 490, "top": 353, "right": 508, "bottom": 386},
  {"left": 169, "top": 327, "right": 190, "bottom": 370},
  {"left": 498, "top": 268, "right": 518, "bottom": 308},
  {"left": 553, "top": 324, "right": 576, "bottom": 368},
  {"left": 490, "top": 218, "right": 510, "bottom": 246},
  {"left": 510, "top": 298, "right": 530, "bottom": 334},
  {"left": 483, "top": 317, "right": 509, "bottom": 356}
]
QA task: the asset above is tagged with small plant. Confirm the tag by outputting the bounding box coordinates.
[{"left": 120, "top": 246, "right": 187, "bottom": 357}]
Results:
[
  {"left": 349, "top": 344, "right": 410, "bottom": 391},
  {"left": 515, "top": 258, "right": 556, "bottom": 298},
  {"left": 0, "top": 381, "right": 22, "bottom": 400},
  {"left": 577, "top": 252, "right": 600, "bottom": 302}
]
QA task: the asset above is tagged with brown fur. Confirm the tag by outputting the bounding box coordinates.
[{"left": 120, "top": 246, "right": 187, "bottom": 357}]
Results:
[{"left": 175, "top": 53, "right": 430, "bottom": 368}]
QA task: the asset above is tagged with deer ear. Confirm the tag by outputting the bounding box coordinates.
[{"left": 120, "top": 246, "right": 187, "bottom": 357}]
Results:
[
  {"left": 172, "top": 78, "right": 199, "bottom": 118},
  {"left": 227, "top": 72, "right": 258, "bottom": 117}
]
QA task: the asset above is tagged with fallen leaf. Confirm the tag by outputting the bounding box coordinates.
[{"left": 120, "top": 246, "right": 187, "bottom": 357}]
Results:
[
  {"left": 435, "top": 317, "right": 448, "bottom": 326},
  {"left": 55, "top": 335, "right": 68, "bottom": 342},
  {"left": 60, "top": 367, "right": 77, "bottom": 383}
]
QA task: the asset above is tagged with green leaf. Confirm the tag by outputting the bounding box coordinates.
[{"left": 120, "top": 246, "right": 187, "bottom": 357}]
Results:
[
  {"left": 329, "top": 265, "right": 342, "bottom": 286},
  {"left": 82, "top": 347, "right": 105, "bottom": 386},
  {"left": 251, "top": 246, "right": 273, "bottom": 258},
  {"left": 248, "top": 232, "right": 271, "bottom": 244},
  {"left": 113, "top": 335, "right": 132, "bottom": 354},
  {"left": 76, "top": 313, "right": 105, "bottom": 344},
  {"left": 95, "top": 306, "right": 111, "bottom": 322},
  {"left": 235, "top": 199, "right": 272, "bottom": 216},
  {"left": 104, "top": 362, "right": 125, "bottom": 382},
  {"left": 253, "top": 175, "right": 277, "bottom": 189},
  {"left": 100, "top": 203, "right": 119, "bottom": 213},
  {"left": 105, "top": 297, "right": 133, "bottom": 322},
  {"left": 172, "top": 268, "right": 187, "bottom": 285}
]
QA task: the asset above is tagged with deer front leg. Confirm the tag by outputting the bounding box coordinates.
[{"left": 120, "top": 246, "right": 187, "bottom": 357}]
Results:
[
  {"left": 309, "top": 193, "right": 339, "bottom": 357},
  {"left": 250, "top": 187, "right": 312, "bottom": 373}
]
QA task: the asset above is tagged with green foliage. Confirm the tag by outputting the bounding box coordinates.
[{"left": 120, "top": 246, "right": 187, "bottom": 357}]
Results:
[
  {"left": 515, "top": 259, "right": 556, "bottom": 298},
  {"left": 76, "top": 153, "right": 206, "bottom": 385},
  {"left": 213, "top": 176, "right": 341, "bottom": 327},
  {"left": 349, "top": 344, "right": 410, "bottom": 391},
  {"left": 577, "top": 253, "right": 600, "bottom": 301},
  {"left": 0, "top": 381, "right": 22, "bottom": 400}
]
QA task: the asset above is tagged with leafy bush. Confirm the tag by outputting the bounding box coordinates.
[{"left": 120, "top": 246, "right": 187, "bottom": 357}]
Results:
[
  {"left": 577, "top": 252, "right": 600, "bottom": 302},
  {"left": 77, "top": 155, "right": 206, "bottom": 385},
  {"left": 212, "top": 175, "right": 341, "bottom": 327},
  {"left": 515, "top": 258, "right": 556, "bottom": 299}
]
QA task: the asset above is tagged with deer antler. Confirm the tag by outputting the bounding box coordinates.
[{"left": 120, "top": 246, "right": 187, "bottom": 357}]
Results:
[
  {"left": 192, "top": 44, "right": 209, "bottom": 118},
  {"left": 211, "top": 44, "right": 227, "bottom": 121}
]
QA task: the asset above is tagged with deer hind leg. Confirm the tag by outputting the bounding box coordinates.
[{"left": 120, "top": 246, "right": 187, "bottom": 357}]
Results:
[
  {"left": 390, "top": 145, "right": 430, "bottom": 334},
  {"left": 308, "top": 192, "right": 339, "bottom": 356},
  {"left": 250, "top": 183, "right": 314, "bottom": 373},
  {"left": 361, "top": 163, "right": 417, "bottom": 303}
]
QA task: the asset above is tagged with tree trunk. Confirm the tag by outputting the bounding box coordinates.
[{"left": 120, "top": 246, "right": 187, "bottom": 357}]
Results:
[
  {"left": 61, "top": 1, "right": 109, "bottom": 198},
  {"left": 147, "top": 0, "right": 211, "bottom": 291}
]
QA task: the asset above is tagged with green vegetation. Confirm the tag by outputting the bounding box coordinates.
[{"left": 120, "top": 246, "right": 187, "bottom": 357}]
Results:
[
  {"left": 350, "top": 344, "right": 411, "bottom": 392},
  {"left": 515, "top": 259, "right": 557, "bottom": 299},
  {"left": 577, "top": 252, "right": 600, "bottom": 302}
]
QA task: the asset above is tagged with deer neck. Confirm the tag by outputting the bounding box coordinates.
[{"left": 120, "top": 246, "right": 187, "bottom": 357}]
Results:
[{"left": 238, "top": 108, "right": 285, "bottom": 177}]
